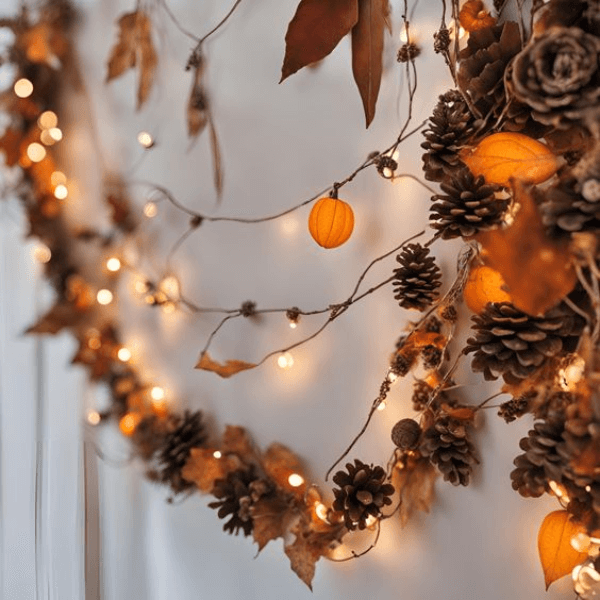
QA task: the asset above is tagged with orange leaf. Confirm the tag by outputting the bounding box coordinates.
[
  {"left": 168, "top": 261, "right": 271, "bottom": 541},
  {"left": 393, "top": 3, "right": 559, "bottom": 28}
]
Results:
[
  {"left": 181, "top": 448, "right": 229, "bottom": 493},
  {"left": 459, "top": 0, "right": 496, "bottom": 32},
  {"left": 477, "top": 181, "right": 576, "bottom": 316},
  {"left": 351, "top": 0, "right": 387, "bottom": 127},
  {"left": 195, "top": 352, "right": 257, "bottom": 377},
  {"left": 538, "top": 510, "right": 588, "bottom": 589},
  {"left": 280, "top": 0, "right": 359, "bottom": 81},
  {"left": 462, "top": 132, "right": 559, "bottom": 186}
]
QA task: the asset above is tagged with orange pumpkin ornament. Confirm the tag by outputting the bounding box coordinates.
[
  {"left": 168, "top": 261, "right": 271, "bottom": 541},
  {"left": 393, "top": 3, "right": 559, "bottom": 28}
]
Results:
[
  {"left": 463, "top": 264, "right": 512, "bottom": 313},
  {"left": 308, "top": 196, "right": 354, "bottom": 249}
]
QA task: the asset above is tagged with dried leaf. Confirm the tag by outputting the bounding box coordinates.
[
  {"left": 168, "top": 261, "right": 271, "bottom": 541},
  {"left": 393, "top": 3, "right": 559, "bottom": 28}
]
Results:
[
  {"left": 208, "top": 117, "right": 224, "bottom": 200},
  {"left": 195, "top": 352, "right": 257, "bottom": 377},
  {"left": 221, "top": 425, "right": 255, "bottom": 458},
  {"left": 280, "top": 0, "right": 359, "bottom": 82},
  {"left": 251, "top": 495, "right": 294, "bottom": 551},
  {"left": 351, "top": 0, "right": 387, "bottom": 127},
  {"left": 181, "top": 448, "right": 229, "bottom": 493},
  {"left": 477, "top": 181, "right": 576, "bottom": 316},
  {"left": 20, "top": 23, "right": 67, "bottom": 68},
  {"left": 187, "top": 62, "right": 209, "bottom": 138},
  {"left": 393, "top": 455, "right": 437, "bottom": 527},
  {"left": 106, "top": 12, "right": 157, "bottom": 110},
  {"left": 441, "top": 403, "right": 476, "bottom": 421},
  {"left": 263, "top": 443, "right": 305, "bottom": 490},
  {"left": 461, "top": 132, "right": 559, "bottom": 187},
  {"left": 459, "top": 0, "right": 496, "bottom": 32},
  {"left": 0, "top": 128, "right": 23, "bottom": 167},
  {"left": 538, "top": 510, "right": 588, "bottom": 589},
  {"left": 25, "top": 301, "right": 84, "bottom": 335}
]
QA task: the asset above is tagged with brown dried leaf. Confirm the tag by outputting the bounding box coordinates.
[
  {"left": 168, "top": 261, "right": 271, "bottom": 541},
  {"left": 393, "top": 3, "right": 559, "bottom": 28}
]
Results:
[
  {"left": 187, "top": 60, "right": 209, "bottom": 138},
  {"left": 195, "top": 352, "right": 257, "bottom": 377},
  {"left": 477, "top": 181, "right": 576, "bottom": 316},
  {"left": 441, "top": 403, "right": 476, "bottom": 421},
  {"left": 25, "top": 301, "right": 83, "bottom": 335},
  {"left": 181, "top": 447, "right": 228, "bottom": 493},
  {"left": 0, "top": 128, "right": 23, "bottom": 167},
  {"left": 538, "top": 510, "right": 588, "bottom": 589},
  {"left": 280, "top": 0, "right": 359, "bottom": 81},
  {"left": 137, "top": 17, "right": 157, "bottom": 110},
  {"left": 251, "top": 495, "right": 294, "bottom": 551},
  {"left": 393, "top": 455, "right": 437, "bottom": 527},
  {"left": 106, "top": 13, "right": 138, "bottom": 80},
  {"left": 351, "top": 0, "right": 387, "bottom": 127},
  {"left": 263, "top": 443, "right": 305, "bottom": 490},
  {"left": 208, "top": 117, "right": 223, "bottom": 200},
  {"left": 221, "top": 425, "right": 255, "bottom": 458}
]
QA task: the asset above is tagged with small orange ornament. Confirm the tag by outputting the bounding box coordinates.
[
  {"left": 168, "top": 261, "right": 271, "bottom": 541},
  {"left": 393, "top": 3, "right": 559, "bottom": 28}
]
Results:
[
  {"left": 308, "top": 196, "right": 354, "bottom": 249},
  {"left": 463, "top": 265, "right": 512, "bottom": 313}
]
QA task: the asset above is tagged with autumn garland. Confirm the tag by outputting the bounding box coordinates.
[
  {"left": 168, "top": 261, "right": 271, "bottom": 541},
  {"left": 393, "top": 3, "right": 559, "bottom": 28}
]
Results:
[{"left": 4, "top": 0, "right": 600, "bottom": 596}]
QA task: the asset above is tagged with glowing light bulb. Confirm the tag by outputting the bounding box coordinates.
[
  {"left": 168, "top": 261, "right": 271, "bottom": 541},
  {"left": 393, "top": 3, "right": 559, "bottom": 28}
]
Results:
[
  {"left": 399, "top": 28, "right": 409, "bottom": 43},
  {"left": 14, "top": 78, "right": 33, "bottom": 98},
  {"left": 162, "top": 301, "right": 176, "bottom": 314},
  {"left": 50, "top": 171, "right": 67, "bottom": 186},
  {"left": 288, "top": 473, "right": 304, "bottom": 487},
  {"left": 213, "top": 451, "right": 222, "bottom": 459},
  {"left": 117, "top": 347, "right": 131, "bottom": 362},
  {"left": 150, "top": 386, "right": 165, "bottom": 401},
  {"left": 54, "top": 184, "right": 68, "bottom": 200},
  {"left": 97, "top": 289, "right": 113, "bottom": 305},
  {"left": 160, "top": 275, "right": 180, "bottom": 298},
  {"left": 289, "top": 321, "right": 297, "bottom": 329},
  {"left": 27, "top": 142, "right": 46, "bottom": 162},
  {"left": 40, "top": 130, "right": 56, "bottom": 146},
  {"left": 365, "top": 515, "right": 378, "bottom": 528},
  {"left": 137, "top": 131, "right": 154, "bottom": 148},
  {"left": 277, "top": 352, "right": 294, "bottom": 369},
  {"left": 32, "top": 243, "right": 51, "bottom": 263},
  {"left": 571, "top": 532, "right": 591, "bottom": 553},
  {"left": 377, "top": 400, "right": 387, "bottom": 411},
  {"left": 48, "top": 127, "right": 62, "bottom": 142},
  {"left": 106, "top": 257, "right": 121, "bottom": 272},
  {"left": 88, "top": 336, "right": 101, "bottom": 350},
  {"left": 134, "top": 278, "right": 150, "bottom": 294},
  {"left": 315, "top": 503, "right": 329, "bottom": 522},
  {"left": 387, "top": 371, "right": 398, "bottom": 383},
  {"left": 119, "top": 413, "right": 140, "bottom": 436},
  {"left": 143, "top": 202, "right": 158, "bottom": 218},
  {"left": 38, "top": 111, "right": 58, "bottom": 129},
  {"left": 86, "top": 410, "right": 101, "bottom": 426}
]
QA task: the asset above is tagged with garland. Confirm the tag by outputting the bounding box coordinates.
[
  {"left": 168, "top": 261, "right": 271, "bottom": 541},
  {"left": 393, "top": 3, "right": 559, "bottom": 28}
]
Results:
[{"left": 3, "top": 0, "right": 600, "bottom": 596}]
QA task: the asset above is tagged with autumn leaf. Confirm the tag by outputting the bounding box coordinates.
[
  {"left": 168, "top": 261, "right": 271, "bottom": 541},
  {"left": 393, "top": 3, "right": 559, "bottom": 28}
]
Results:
[
  {"left": 251, "top": 495, "right": 294, "bottom": 551},
  {"left": 263, "top": 443, "right": 305, "bottom": 492},
  {"left": 181, "top": 448, "right": 229, "bottom": 493},
  {"left": 221, "top": 425, "right": 256, "bottom": 458},
  {"left": 280, "top": 0, "right": 359, "bottom": 82},
  {"left": 538, "top": 510, "right": 588, "bottom": 589},
  {"left": 351, "top": 0, "right": 387, "bottom": 127},
  {"left": 25, "top": 301, "right": 85, "bottom": 335},
  {"left": 477, "top": 181, "right": 576, "bottom": 316},
  {"left": 106, "top": 11, "right": 157, "bottom": 110},
  {"left": 393, "top": 455, "right": 437, "bottom": 527},
  {"left": 208, "top": 118, "right": 224, "bottom": 200},
  {"left": 0, "top": 128, "right": 23, "bottom": 167},
  {"left": 195, "top": 352, "right": 257, "bottom": 377},
  {"left": 461, "top": 132, "right": 559, "bottom": 187},
  {"left": 187, "top": 58, "right": 209, "bottom": 138}
]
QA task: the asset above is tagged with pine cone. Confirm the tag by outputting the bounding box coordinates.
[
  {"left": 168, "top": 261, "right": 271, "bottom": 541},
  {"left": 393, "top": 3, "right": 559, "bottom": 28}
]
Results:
[
  {"left": 155, "top": 410, "right": 207, "bottom": 493},
  {"left": 393, "top": 243, "right": 442, "bottom": 311},
  {"left": 430, "top": 168, "right": 506, "bottom": 239},
  {"left": 420, "top": 414, "right": 477, "bottom": 486},
  {"left": 397, "top": 42, "right": 421, "bottom": 63},
  {"left": 421, "top": 90, "right": 476, "bottom": 182},
  {"left": 412, "top": 380, "right": 433, "bottom": 412},
  {"left": 209, "top": 467, "right": 268, "bottom": 536},
  {"left": 498, "top": 395, "right": 532, "bottom": 423},
  {"left": 332, "top": 459, "right": 395, "bottom": 531},
  {"left": 465, "top": 302, "right": 583, "bottom": 385},
  {"left": 510, "top": 419, "right": 566, "bottom": 497}
]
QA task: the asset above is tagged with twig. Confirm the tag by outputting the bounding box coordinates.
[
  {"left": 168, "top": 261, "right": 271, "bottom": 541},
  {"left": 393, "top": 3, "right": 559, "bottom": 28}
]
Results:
[
  {"left": 325, "top": 520, "right": 382, "bottom": 562},
  {"left": 159, "top": 0, "right": 200, "bottom": 41}
]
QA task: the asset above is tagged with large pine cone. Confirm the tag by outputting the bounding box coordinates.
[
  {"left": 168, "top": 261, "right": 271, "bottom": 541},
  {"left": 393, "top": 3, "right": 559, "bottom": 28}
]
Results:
[
  {"left": 421, "top": 91, "right": 476, "bottom": 183},
  {"left": 420, "top": 414, "right": 477, "bottom": 486},
  {"left": 465, "top": 302, "right": 583, "bottom": 385},
  {"left": 392, "top": 243, "right": 442, "bottom": 311},
  {"left": 332, "top": 459, "right": 395, "bottom": 531},
  {"left": 430, "top": 168, "right": 506, "bottom": 239}
]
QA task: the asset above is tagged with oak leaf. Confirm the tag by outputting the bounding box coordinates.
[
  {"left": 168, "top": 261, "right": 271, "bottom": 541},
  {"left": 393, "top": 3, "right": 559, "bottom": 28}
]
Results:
[
  {"left": 351, "top": 0, "right": 387, "bottom": 127},
  {"left": 477, "top": 181, "right": 576, "bottom": 316},
  {"left": 106, "top": 11, "right": 157, "bottom": 110},
  {"left": 280, "top": 0, "right": 359, "bottom": 81},
  {"left": 461, "top": 132, "right": 559, "bottom": 187},
  {"left": 251, "top": 495, "right": 294, "bottom": 551},
  {"left": 393, "top": 455, "right": 437, "bottom": 527},
  {"left": 181, "top": 448, "right": 229, "bottom": 493},
  {"left": 538, "top": 510, "right": 588, "bottom": 589},
  {"left": 195, "top": 352, "right": 257, "bottom": 377}
]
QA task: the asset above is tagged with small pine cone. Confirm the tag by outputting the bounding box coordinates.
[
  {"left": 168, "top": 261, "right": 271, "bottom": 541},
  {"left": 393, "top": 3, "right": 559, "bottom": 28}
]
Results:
[
  {"left": 498, "top": 396, "right": 531, "bottom": 423},
  {"left": 421, "top": 90, "right": 476, "bottom": 182},
  {"left": 510, "top": 420, "right": 566, "bottom": 497},
  {"left": 393, "top": 243, "right": 442, "bottom": 311},
  {"left": 465, "top": 302, "right": 583, "bottom": 385},
  {"left": 391, "top": 419, "right": 422, "bottom": 450},
  {"left": 433, "top": 28, "right": 450, "bottom": 53},
  {"left": 412, "top": 380, "right": 433, "bottom": 412},
  {"left": 430, "top": 168, "right": 506, "bottom": 239},
  {"left": 421, "top": 414, "right": 477, "bottom": 486},
  {"left": 397, "top": 42, "right": 421, "bottom": 63},
  {"left": 534, "top": 390, "right": 577, "bottom": 422},
  {"left": 332, "top": 459, "right": 395, "bottom": 531},
  {"left": 156, "top": 410, "right": 208, "bottom": 493},
  {"left": 209, "top": 467, "right": 265, "bottom": 536},
  {"left": 422, "top": 345, "right": 443, "bottom": 370}
]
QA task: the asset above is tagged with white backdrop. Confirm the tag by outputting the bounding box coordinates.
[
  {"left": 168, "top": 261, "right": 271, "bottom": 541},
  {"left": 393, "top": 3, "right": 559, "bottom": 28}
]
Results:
[{"left": 0, "top": 0, "right": 573, "bottom": 599}]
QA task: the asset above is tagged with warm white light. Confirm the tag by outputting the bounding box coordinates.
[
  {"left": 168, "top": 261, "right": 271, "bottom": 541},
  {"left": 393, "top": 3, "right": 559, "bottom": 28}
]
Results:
[
  {"left": 162, "top": 301, "right": 176, "bottom": 314},
  {"left": 96, "top": 289, "right": 113, "bottom": 305},
  {"left": 213, "top": 451, "right": 222, "bottom": 459},
  {"left": 134, "top": 278, "right": 150, "bottom": 294},
  {"left": 143, "top": 202, "right": 158, "bottom": 218},
  {"left": 365, "top": 515, "right": 378, "bottom": 528},
  {"left": 86, "top": 410, "right": 101, "bottom": 426},
  {"left": 160, "top": 275, "right": 180, "bottom": 298},
  {"left": 289, "top": 321, "right": 297, "bottom": 329},
  {"left": 288, "top": 473, "right": 304, "bottom": 487},
  {"left": 315, "top": 503, "right": 329, "bottom": 522},
  {"left": 137, "top": 131, "right": 154, "bottom": 148},
  {"left": 40, "top": 130, "right": 56, "bottom": 146},
  {"left": 277, "top": 352, "right": 294, "bottom": 369},
  {"left": 14, "top": 78, "right": 33, "bottom": 98},
  {"left": 38, "top": 111, "right": 58, "bottom": 129},
  {"left": 117, "top": 347, "right": 131, "bottom": 362},
  {"left": 32, "top": 243, "right": 51, "bottom": 263},
  {"left": 54, "top": 184, "right": 68, "bottom": 199},
  {"left": 377, "top": 400, "right": 387, "bottom": 411},
  {"left": 27, "top": 142, "right": 46, "bottom": 162},
  {"left": 48, "top": 127, "right": 62, "bottom": 142},
  {"left": 150, "top": 386, "right": 165, "bottom": 401},
  {"left": 387, "top": 371, "right": 398, "bottom": 383},
  {"left": 549, "top": 480, "right": 570, "bottom": 503},
  {"left": 50, "top": 171, "right": 67, "bottom": 186},
  {"left": 571, "top": 532, "right": 591, "bottom": 553},
  {"left": 399, "top": 28, "right": 409, "bottom": 43},
  {"left": 106, "top": 257, "right": 121, "bottom": 272}
]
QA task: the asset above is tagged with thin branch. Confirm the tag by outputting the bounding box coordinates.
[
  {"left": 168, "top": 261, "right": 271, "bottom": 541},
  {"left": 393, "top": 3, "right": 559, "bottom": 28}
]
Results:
[
  {"left": 159, "top": 0, "right": 199, "bottom": 41},
  {"left": 325, "top": 520, "right": 382, "bottom": 562}
]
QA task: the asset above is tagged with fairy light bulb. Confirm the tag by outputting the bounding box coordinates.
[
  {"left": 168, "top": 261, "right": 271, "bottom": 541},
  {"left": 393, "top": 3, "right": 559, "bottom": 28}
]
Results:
[
  {"left": 365, "top": 515, "right": 378, "bottom": 528},
  {"left": 54, "top": 184, "right": 68, "bottom": 200},
  {"left": 106, "top": 257, "right": 121, "bottom": 272},
  {"left": 213, "top": 451, "right": 222, "bottom": 459},
  {"left": 86, "top": 410, "right": 101, "bottom": 426},
  {"left": 40, "top": 130, "right": 56, "bottom": 145},
  {"left": 288, "top": 473, "right": 304, "bottom": 487},
  {"left": 96, "top": 289, "right": 113, "bottom": 305},
  {"left": 162, "top": 301, "right": 176, "bottom": 314},
  {"left": 571, "top": 532, "right": 591, "bottom": 553},
  {"left": 150, "top": 386, "right": 165, "bottom": 401},
  {"left": 137, "top": 131, "right": 154, "bottom": 148},
  {"left": 117, "top": 347, "right": 131, "bottom": 362},
  {"left": 277, "top": 352, "right": 294, "bottom": 369},
  {"left": 289, "top": 321, "right": 297, "bottom": 329},
  {"left": 14, "top": 78, "right": 33, "bottom": 98},
  {"left": 88, "top": 336, "right": 101, "bottom": 350},
  {"left": 50, "top": 171, "right": 67, "bottom": 186},
  {"left": 27, "top": 142, "right": 46, "bottom": 162},
  {"left": 38, "top": 111, "right": 58, "bottom": 129},
  {"left": 143, "top": 201, "right": 158, "bottom": 218},
  {"left": 377, "top": 400, "right": 387, "bottom": 411},
  {"left": 315, "top": 503, "right": 329, "bottom": 522},
  {"left": 160, "top": 275, "right": 180, "bottom": 298},
  {"left": 32, "top": 243, "right": 51, "bottom": 263},
  {"left": 119, "top": 413, "right": 140, "bottom": 436}
]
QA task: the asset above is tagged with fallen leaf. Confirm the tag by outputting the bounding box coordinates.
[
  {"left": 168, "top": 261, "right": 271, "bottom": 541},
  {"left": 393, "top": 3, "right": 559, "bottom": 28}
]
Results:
[
  {"left": 393, "top": 455, "right": 437, "bottom": 527},
  {"left": 251, "top": 495, "right": 294, "bottom": 551},
  {"left": 280, "top": 0, "right": 359, "bottom": 81},
  {"left": 181, "top": 448, "right": 229, "bottom": 492},
  {"left": 351, "top": 0, "right": 387, "bottom": 127},
  {"left": 263, "top": 443, "right": 305, "bottom": 490},
  {"left": 106, "top": 11, "right": 157, "bottom": 110},
  {"left": 195, "top": 352, "right": 257, "bottom": 377},
  {"left": 461, "top": 132, "right": 559, "bottom": 187},
  {"left": 221, "top": 425, "right": 255, "bottom": 458},
  {"left": 538, "top": 510, "right": 588, "bottom": 589},
  {"left": 477, "top": 181, "right": 576, "bottom": 316},
  {"left": 459, "top": 0, "right": 496, "bottom": 32}
]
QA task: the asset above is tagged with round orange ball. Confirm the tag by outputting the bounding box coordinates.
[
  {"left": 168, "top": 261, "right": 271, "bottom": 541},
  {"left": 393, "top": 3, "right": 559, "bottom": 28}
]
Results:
[
  {"left": 463, "top": 265, "right": 512, "bottom": 313},
  {"left": 308, "top": 197, "right": 354, "bottom": 249}
]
